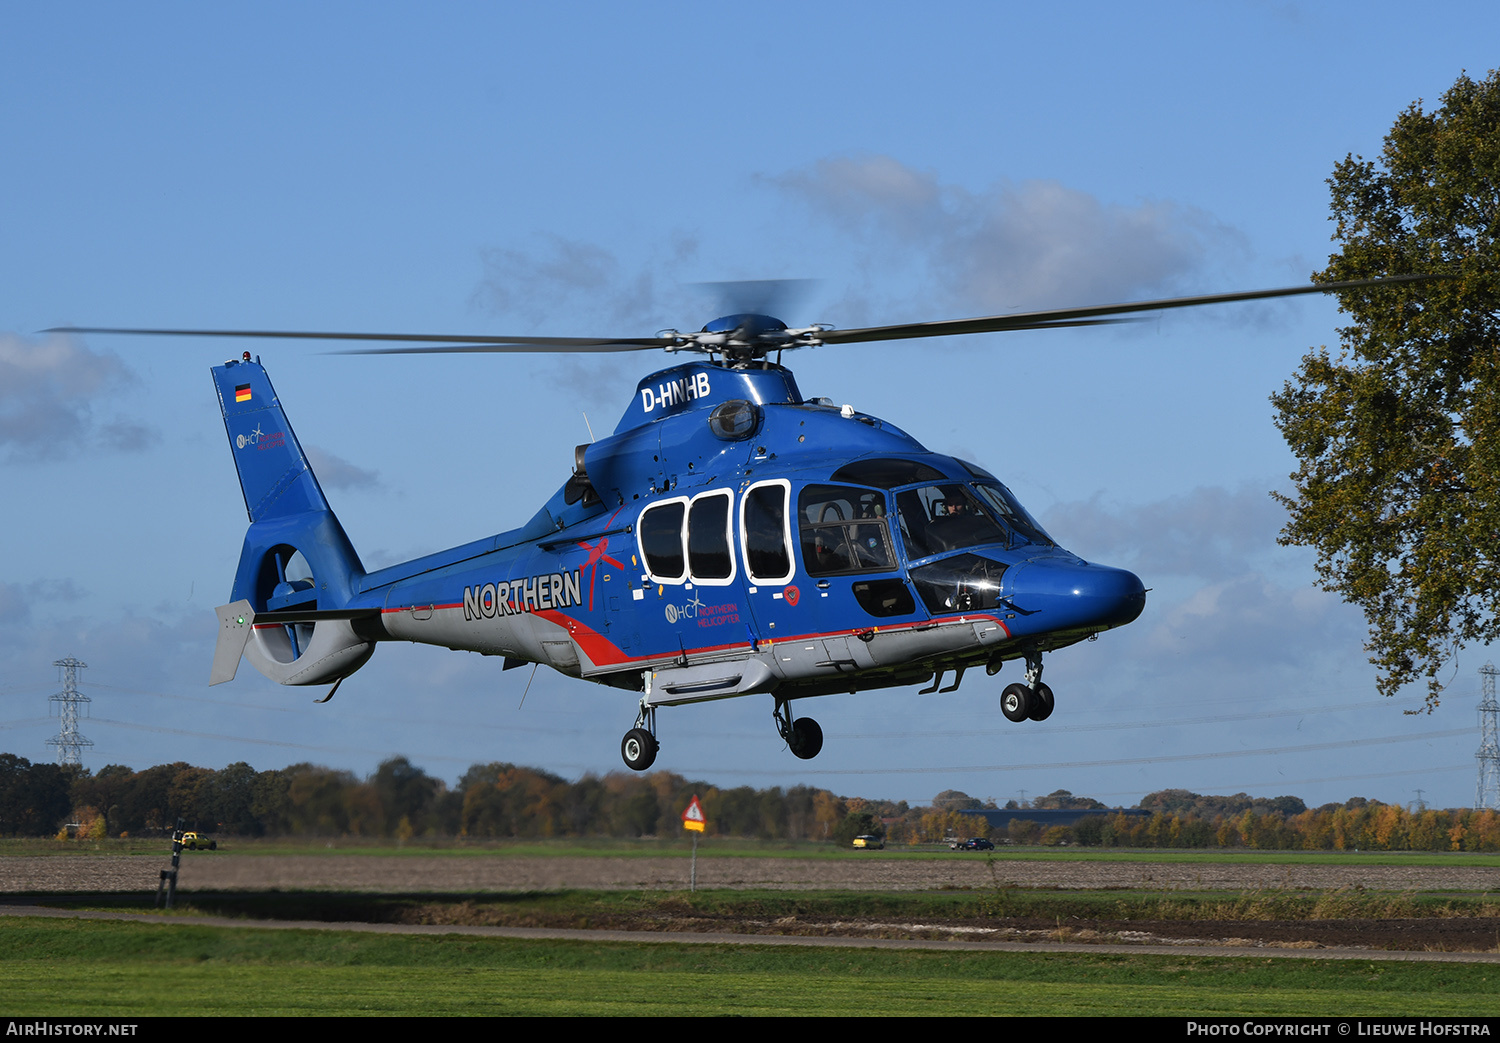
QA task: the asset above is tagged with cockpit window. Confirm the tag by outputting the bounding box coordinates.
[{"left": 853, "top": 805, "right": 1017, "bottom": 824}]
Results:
[
  {"left": 895, "top": 484, "right": 1009, "bottom": 558},
  {"left": 972, "top": 483, "right": 1053, "bottom": 547}
]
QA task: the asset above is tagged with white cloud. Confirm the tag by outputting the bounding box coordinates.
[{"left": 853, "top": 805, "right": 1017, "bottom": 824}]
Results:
[
  {"left": 1035, "top": 485, "right": 1368, "bottom": 686},
  {"left": 305, "top": 445, "right": 381, "bottom": 492},
  {"left": 0, "top": 580, "right": 87, "bottom": 631},
  {"left": 468, "top": 157, "right": 1245, "bottom": 340},
  {"left": 0, "top": 334, "right": 155, "bottom": 461},
  {"left": 767, "top": 155, "right": 1247, "bottom": 318},
  {"left": 1143, "top": 571, "right": 1358, "bottom": 669},
  {"left": 473, "top": 232, "right": 704, "bottom": 334},
  {"left": 1042, "top": 484, "right": 1291, "bottom": 580}
]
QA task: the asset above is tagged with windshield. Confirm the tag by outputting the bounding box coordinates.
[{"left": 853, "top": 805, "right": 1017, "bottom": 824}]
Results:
[
  {"left": 972, "top": 483, "right": 1053, "bottom": 547},
  {"left": 895, "top": 484, "right": 1009, "bottom": 559},
  {"left": 895, "top": 481, "right": 1054, "bottom": 559}
]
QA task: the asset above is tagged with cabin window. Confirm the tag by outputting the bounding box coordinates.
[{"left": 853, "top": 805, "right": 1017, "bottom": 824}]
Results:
[
  {"left": 797, "top": 484, "right": 895, "bottom": 576},
  {"left": 741, "top": 480, "right": 793, "bottom": 585},
  {"left": 687, "top": 489, "right": 735, "bottom": 583},
  {"left": 639, "top": 498, "right": 687, "bottom": 583}
]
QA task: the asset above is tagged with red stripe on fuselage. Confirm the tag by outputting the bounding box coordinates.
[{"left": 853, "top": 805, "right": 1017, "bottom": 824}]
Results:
[{"left": 374, "top": 598, "right": 1011, "bottom": 670}]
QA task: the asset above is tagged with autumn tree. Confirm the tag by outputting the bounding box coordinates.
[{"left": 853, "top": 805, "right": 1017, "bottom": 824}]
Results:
[{"left": 1273, "top": 70, "right": 1500, "bottom": 707}]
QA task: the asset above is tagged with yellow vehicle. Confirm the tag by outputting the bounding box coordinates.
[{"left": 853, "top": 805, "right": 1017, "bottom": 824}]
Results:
[
  {"left": 852, "top": 834, "right": 884, "bottom": 850},
  {"left": 179, "top": 832, "right": 217, "bottom": 851}
]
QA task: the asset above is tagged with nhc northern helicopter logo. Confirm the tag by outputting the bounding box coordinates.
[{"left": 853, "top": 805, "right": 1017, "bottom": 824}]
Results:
[
  {"left": 663, "top": 591, "right": 705, "bottom": 624},
  {"left": 235, "top": 424, "right": 284, "bottom": 451}
]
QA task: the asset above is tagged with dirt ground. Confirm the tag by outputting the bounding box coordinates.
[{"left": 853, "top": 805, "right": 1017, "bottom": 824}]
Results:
[
  {"left": 6, "top": 853, "right": 1499, "bottom": 893},
  {"left": 5, "top": 853, "right": 1499, "bottom": 952}
]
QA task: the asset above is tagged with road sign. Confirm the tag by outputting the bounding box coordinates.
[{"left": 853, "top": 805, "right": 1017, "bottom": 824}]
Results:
[{"left": 682, "top": 795, "right": 707, "bottom": 833}]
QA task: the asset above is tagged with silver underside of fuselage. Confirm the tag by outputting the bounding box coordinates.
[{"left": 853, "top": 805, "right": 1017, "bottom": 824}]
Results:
[{"left": 375, "top": 601, "right": 1100, "bottom": 703}]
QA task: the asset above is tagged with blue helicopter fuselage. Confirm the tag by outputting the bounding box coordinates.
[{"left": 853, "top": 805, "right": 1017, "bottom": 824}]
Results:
[{"left": 210, "top": 351, "right": 1145, "bottom": 744}]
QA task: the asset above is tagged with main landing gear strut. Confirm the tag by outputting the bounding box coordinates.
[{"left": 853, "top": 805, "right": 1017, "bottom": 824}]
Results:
[
  {"left": 999, "top": 651, "right": 1054, "bottom": 724},
  {"left": 774, "top": 697, "right": 823, "bottom": 760}
]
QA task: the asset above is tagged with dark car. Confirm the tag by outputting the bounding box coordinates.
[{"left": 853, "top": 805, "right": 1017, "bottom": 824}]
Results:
[{"left": 951, "top": 837, "right": 994, "bottom": 851}]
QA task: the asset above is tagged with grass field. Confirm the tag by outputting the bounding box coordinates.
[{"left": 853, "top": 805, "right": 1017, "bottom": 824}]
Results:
[
  {"left": 2, "top": 915, "right": 1497, "bottom": 1017},
  {"left": 7, "top": 841, "right": 1499, "bottom": 1016}
]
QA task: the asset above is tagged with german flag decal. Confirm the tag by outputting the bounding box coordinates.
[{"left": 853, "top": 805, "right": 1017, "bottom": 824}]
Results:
[{"left": 234, "top": 384, "right": 252, "bottom": 403}]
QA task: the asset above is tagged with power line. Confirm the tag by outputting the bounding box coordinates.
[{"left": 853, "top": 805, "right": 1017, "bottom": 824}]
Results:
[{"left": 780, "top": 727, "right": 1475, "bottom": 777}]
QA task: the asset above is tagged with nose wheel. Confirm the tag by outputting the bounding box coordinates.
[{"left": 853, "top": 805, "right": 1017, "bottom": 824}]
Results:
[
  {"left": 1001, "top": 653, "right": 1055, "bottom": 723},
  {"left": 1001, "top": 682, "right": 1031, "bottom": 722}
]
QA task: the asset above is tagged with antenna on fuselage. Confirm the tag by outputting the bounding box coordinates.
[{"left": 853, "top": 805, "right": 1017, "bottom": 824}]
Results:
[{"left": 518, "top": 662, "right": 538, "bottom": 709}]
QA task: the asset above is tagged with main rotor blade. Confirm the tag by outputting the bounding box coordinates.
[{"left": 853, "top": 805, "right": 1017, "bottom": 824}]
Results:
[
  {"left": 44, "top": 326, "right": 676, "bottom": 353},
  {"left": 817, "top": 274, "right": 1444, "bottom": 345},
  {"left": 47, "top": 273, "right": 1442, "bottom": 355},
  {"left": 331, "top": 339, "right": 676, "bottom": 355}
]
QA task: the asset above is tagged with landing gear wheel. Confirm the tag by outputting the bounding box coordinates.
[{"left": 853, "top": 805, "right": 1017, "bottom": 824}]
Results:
[
  {"left": 1001, "top": 683, "right": 1033, "bottom": 723},
  {"left": 789, "top": 717, "right": 823, "bottom": 759},
  {"left": 621, "top": 728, "right": 658, "bottom": 771},
  {"left": 1028, "top": 682, "right": 1055, "bottom": 722}
]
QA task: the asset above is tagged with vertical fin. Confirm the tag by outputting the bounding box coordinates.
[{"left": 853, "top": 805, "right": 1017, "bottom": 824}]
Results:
[{"left": 211, "top": 357, "right": 331, "bottom": 523}]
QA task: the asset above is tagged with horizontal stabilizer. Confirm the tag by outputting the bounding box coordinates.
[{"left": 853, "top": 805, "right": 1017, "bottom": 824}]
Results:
[{"left": 211, "top": 600, "right": 255, "bottom": 685}]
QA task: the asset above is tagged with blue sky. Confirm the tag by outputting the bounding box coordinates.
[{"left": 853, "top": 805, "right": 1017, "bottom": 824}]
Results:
[{"left": 2, "top": 3, "right": 1495, "bottom": 812}]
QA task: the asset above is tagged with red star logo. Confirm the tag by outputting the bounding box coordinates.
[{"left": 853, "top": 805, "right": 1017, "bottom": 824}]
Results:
[{"left": 577, "top": 536, "right": 625, "bottom": 612}]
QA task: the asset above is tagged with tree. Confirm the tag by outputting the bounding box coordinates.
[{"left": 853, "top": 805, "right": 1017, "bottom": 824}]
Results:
[
  {"left": 372, "top": 756, "right": 439, "bottom": 835},
  {"left": 833, "top": 811, "right": 881, "bottom": 847},
  {"left": 0, "top": 754, "right": 71, "bottom": 836},
  {"left": 931, "top": 789, "right": 981, "bottom": 811},
  {"left": 1272, "top": 70, "right": 1500, "bottom": 708}
]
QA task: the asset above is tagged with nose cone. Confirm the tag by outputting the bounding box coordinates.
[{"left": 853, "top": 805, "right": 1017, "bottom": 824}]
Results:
[{"left": 1007, "top": 559, "right": 1146, "bottom": 631}]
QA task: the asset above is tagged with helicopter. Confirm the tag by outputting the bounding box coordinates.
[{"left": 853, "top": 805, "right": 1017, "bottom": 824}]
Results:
[{"left": 58, "top": 273, "right": 1433, "bottom": 770}]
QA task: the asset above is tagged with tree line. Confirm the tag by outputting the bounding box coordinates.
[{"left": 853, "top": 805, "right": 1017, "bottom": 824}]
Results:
[
  {"left": 0, "top": 753, "right": 849, "bottom": 842},
  {"left": 4, "top": 751, "right": 1499, "bottom": 850}
]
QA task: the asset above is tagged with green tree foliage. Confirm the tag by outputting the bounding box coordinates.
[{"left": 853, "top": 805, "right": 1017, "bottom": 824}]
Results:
[
  {"left": 1272, "top": 70, "right": 1500, "bottom": 707},
  {"left": 832, "top": 811, "right": 881, "bottom": 847},
  {"left": 1030, "top": 788, "right": 1107, "bottom": 810},
  {"left": 0, "top": 754, "right": 72, "bottom": 835},
  {"left": 1070, "top": 815, "right": 1105, "bottom": 846},
  {"left": 931, "top": 789, "right": 982, "bottom": 811},
  {"left": 1139, "top": 789, "right": 1305, "bottom": 819}
]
